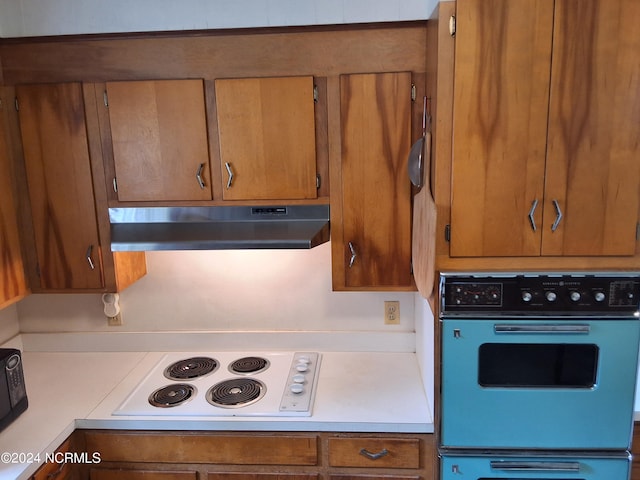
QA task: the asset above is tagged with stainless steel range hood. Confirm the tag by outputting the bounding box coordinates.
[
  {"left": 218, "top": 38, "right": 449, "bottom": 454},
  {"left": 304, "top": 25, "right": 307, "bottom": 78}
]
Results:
[{"left": 109, "top": 205, "right": 330, "bottom": 251}]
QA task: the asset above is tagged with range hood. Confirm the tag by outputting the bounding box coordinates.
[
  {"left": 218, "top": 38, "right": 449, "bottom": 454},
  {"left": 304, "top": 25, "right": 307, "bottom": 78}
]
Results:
[{"left": 109, "top": 205, "right": 330, "bottom": 251}]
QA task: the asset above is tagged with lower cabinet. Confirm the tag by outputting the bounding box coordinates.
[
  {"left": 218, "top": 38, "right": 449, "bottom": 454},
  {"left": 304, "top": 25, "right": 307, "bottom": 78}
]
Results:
[
  {"left": 31, "top": 435, "right": 78, "bottom": 480},
  {"left": 69, "top": 430, "right": 435, "bottom": 480}
]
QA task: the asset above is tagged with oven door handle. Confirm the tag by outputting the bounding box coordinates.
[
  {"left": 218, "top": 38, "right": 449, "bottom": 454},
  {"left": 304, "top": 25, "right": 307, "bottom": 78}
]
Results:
[
  {"left": 494, "top": 324, "right": 590, "bottom": 334},
  {"left": 490, "top": 461, "right": 580, "bottom": 472}
]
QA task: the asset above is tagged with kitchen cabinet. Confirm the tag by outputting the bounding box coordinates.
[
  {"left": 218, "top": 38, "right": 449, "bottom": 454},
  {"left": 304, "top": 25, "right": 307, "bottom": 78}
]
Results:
[
  {"left": 79, "top": 430, "right": 434, "bottom": 480},
  {"left": 30, "top": 435, "right": 77, "bottom": 480},
  {"left": 15, "top": 82, "right": 146, "bottom": 292},
  {"left": 214, "top": 76, "right": 318, "bottom": 201},
  {"left": 104, "top": 79, "right": 212, "bottom": 202},
  {"left": 448, "top": 0, "right": 640, "bottom": 258},
  {"left": 0, "top": 92, "right": 28, "bottom": 308},
  {"left": 330, "top": 72, "right": 414, "bottom": 290}
]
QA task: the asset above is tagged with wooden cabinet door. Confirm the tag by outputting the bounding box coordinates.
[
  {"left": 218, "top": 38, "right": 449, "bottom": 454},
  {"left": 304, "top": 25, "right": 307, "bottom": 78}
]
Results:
[
  {"left": 449, "top": 0, "right": 553, "bottom": 257},
  {"left": 106, "top": 79, "right": 212, "bottom": 201},
  {"left": 16, "top": 83, "right": 104, "bottom": 290},
  {"left": 542, "top": 0, "right": 640, "bottom": 256},
  {"left": 214, "top": 76, "right": 317, "bottom": 201},
  {"left": 0, "top": 96, "right": 28, "bottom": 307},
  {"left": 336, "top": 72, "right": 413, "bottom": 289}
]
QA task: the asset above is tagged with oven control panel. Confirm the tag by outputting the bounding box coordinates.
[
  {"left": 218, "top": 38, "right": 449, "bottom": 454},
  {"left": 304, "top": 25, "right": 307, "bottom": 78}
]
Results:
[{"left": 440, "top": 273, "right": 640, "bottom": 317}]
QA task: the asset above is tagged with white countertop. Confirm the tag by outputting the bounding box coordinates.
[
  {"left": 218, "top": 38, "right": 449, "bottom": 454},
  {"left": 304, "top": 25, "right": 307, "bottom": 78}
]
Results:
[{"left": 0, "top": 348, "right": 433, "bottom": 480}]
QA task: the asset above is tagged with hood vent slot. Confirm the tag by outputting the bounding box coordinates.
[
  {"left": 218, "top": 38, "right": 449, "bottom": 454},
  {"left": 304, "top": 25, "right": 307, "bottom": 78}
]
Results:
[{"left": 109, "top": 205, "right": 330, "bottom": 251}]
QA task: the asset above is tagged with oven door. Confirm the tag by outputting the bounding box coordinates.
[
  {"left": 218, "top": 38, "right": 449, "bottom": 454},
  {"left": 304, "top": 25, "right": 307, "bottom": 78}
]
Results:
[
  {"left": 441, "top": 318, "right": 640, "bottom": 449},
  {"left": 441, "top": 452, "right": 631, "bottom": 480}
]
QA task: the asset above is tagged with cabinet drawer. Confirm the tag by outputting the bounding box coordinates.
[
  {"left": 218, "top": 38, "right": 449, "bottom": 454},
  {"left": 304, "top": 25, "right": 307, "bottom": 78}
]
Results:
[
  {"left": 328, "top": 437, "right": 421, "bottom": 469},
  {"left": 91, "top": 470, "right": 196, "bottom": 480},
  {"left": 85, "top": 432, "right": 318, "bottom": 465}
]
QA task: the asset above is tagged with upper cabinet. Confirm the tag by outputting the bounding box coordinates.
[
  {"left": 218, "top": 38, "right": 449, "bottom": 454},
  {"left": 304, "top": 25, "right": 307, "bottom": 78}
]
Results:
[
  {"left": 0, "top": 96, "right": 28, "bottom": 307},
  {"left": 17, "top": 83, "right": 106, "bottom": 290},
  {"left": 15, "top": 82, "right": 146, "bottom": 292},
  {"left": 105, "top": 79, "right": 212, "bottom": 202},
  {"left": 214, "top": 76, "right": 318, "bottom": 201},
  {"left": 449, "top": 0, "right": 640, "bottom": 258},
  {"left": 331, "top": 72, "right": 414, "bottom": 290}
]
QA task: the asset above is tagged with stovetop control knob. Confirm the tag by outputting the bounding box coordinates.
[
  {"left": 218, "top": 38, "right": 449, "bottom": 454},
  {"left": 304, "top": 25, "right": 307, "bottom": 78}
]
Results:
[
  {"left": 289, "top": 383, "right": 304, "bottom": 394},
  {"left": 295, "top": 363, "right": 309, "bottom": 372},
  {"left": 522, "top": 291, "right": 533, "bottom": 302},
  {"left": 545, "top": 291, "right": 557, "bottom": 302},
  {"left": 570, "top": 291, "right": 581, "bottom": 302},
  {"left": 594, "top": 291, "right": 606, "bottom": 302}
]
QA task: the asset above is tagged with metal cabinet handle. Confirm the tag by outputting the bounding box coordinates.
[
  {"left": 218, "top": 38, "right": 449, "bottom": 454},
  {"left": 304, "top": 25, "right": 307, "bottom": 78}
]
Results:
[
  {"left": 359, "top": 448, "right": 389, "bottom": 460},
  {"left": 225, "top": 162, "right": 234, "bottom": 189},
  {"left": 196, "top": 163, "right": 206, "bottom": 189},
  {"left": 348, "top": 242, "right": 357, "bottom": 268},
  {"left": 494, "top": 324, "right": 590, "bottom": 334},
  {"left": 86, "top": 245, "right": 95, "bottom": 270},
  {"left": 551, "top": 199, "right": 563, "bottom": 231},
  {"left": 528, "top": 199, "right": 539, "bottom": 232},
  {"left": 490, "top": 461, "right": 580, "bottom": 472},
  {"left": 46, "top": 461, "right": 66, "bottom": 479}
]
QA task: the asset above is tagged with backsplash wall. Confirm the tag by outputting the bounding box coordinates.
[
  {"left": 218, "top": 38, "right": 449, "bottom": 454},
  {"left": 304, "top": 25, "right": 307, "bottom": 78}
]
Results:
[
  {"left": 0, "top": 304, "right": 19, "bottom": 344},
  {"left": 17, "top": 242, "right": 416, "bottom": 334}
]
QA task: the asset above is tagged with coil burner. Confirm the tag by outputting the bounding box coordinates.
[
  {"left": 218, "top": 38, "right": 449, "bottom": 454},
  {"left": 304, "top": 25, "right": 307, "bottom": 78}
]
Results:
[
  {"left": 164, "top": 356, "right": 218, "bottom": 380},
  {"left": 206, "top": 378, "right": 266, "bottom": 408},
  {"left": 228, "top": 356, "right": 270, "bottom": 375},
  {"left": 148, "top": 384, "right": 196, "bottom": 408}
]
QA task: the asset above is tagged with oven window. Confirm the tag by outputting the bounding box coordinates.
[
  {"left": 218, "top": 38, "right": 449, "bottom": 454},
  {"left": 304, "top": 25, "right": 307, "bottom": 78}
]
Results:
[{"left": 478, "top": 343, "right": 598, "bottom": 388}]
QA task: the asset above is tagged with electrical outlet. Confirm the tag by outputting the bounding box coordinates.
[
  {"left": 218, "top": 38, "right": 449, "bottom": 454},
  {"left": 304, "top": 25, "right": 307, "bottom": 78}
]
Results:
[
  {"left": 384, "top": 301, "right": 400, "bottom": 325},
  {"left": 108, "top": 313, "right": 123, "bottom": 327}
]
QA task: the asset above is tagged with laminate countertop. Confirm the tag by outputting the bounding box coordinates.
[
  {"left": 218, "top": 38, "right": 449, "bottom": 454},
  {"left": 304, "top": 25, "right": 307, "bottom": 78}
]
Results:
[{"left": 0, "top": 350, "right": 432, "bottom": 480}]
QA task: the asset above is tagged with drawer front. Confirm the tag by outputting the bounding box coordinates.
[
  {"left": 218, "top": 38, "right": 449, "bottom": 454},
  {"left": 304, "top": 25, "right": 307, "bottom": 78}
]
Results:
[
  {"left": 85, "top": 432, "right": 318, "bottom": 465},
  {"left": 91, "top": 469, "right": 196, "bottom": 480},
  {"left": 328, "top": 438, "right": 421, "bottom": 469}
]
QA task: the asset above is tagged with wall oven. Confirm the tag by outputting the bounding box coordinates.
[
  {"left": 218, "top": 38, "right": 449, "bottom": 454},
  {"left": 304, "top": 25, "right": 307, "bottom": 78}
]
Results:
[{"left": 439, "top": 273, "right": 640, "bottom": 480}]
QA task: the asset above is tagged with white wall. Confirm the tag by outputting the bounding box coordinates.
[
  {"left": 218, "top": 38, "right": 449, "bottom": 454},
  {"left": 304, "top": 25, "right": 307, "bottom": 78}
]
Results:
[
  {"left": 0, "top": 0, "right": 438, "bottom": 37},
  {"left": 0, "top": 304, "right": 19, "bottom": 344},
  {"left": 17, "top": 242, "right": 416, "bottom": 334}
]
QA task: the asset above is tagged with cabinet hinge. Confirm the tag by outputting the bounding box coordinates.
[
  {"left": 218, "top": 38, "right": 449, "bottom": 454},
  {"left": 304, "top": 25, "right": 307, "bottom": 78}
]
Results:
[
  {"left": 103, "top": 90, "right": 109, "bottom": 107},
  {"left": 112, "top": 177, "right": 118, "bottom": 193},
  {"left": 449, "top": 15, "right": 456, "bottom": 37},
  {"left": 316, "top": 174, "right": 321, "bottom": 189},
  {"left": 411, "top": 84, "right": 417, "bottom": 102},
  {"left": 637, "top": 223, "right": 640, "bottom": 241},
  {"left": 35, "top": 263, "right": 41, "bottom": 278},
  {"left": 445, "top": 224, "right": 451, "bottom": 242},
  {"left": 313, "top": 85, "right": 319, "bottom": 103},
  {"left": 14, "top": 97, "right": 19, "bottom": 111}
]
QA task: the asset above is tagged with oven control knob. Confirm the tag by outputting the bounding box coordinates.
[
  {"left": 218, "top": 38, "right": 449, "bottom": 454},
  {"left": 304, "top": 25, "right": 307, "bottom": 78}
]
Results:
[
  {"left": 545, "top": 291, "right": 557, "bottom": 302},
  {"left": 521, "top": 291, "right": 533, "bottom": 302},
  {"left": 292, "top": 374, "right": 305, "bottom": 384},
  {"left": 570, "top": 291, "right": 581, "bottom": 302},
  {"left": 290, "top": 383, "right": 304, "bottom": 394},
  {"left": 295, "top": 363, "right": 309, "bottom": 372},
  {"left": 594, "top": 291, "right": 606, "bottom": 302}
]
